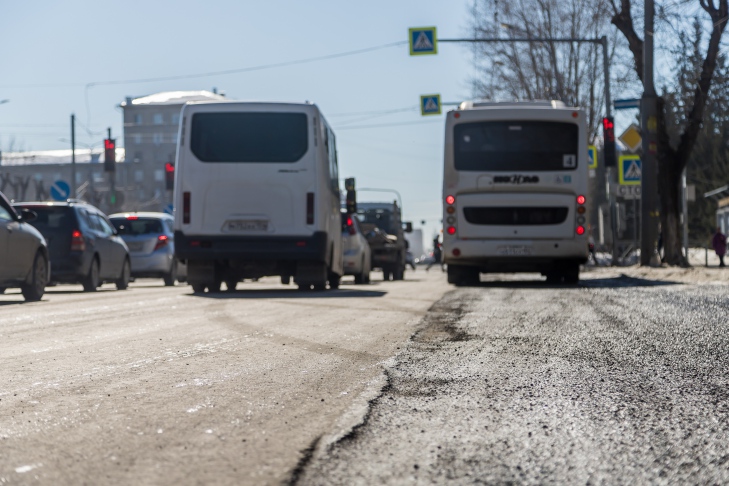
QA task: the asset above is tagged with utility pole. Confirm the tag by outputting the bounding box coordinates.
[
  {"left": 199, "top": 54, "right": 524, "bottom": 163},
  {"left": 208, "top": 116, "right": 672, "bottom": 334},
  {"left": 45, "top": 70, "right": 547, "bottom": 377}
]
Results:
[
  {"left": 640, "top": 0, "right": 660, "bottom": 265},
  {"left": 108, "top": 127, "right": 116, "bottom": 210},
  {"left": 71, "top": 114, "right": 76, "bottom": 198}
]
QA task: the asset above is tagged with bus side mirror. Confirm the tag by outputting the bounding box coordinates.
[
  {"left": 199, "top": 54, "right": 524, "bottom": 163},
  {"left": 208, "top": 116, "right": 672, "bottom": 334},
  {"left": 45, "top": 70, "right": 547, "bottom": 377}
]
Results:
[{"left": 403, "top": 222, "right": 413, "bottom": 233}]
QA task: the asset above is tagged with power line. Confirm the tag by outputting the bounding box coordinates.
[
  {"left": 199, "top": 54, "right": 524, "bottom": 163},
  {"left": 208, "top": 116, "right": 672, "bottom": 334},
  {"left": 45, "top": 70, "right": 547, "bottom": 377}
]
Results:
[{"left": 335, "top": 120, "right": 443, "bottom": 130}]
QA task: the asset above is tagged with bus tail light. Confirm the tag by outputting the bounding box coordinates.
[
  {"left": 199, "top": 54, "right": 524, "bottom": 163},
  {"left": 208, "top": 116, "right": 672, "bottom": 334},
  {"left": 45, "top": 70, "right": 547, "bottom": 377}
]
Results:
[
  {"left": 576, "top": 226, "right": 586, "bottom": 235},
  {"left": 577, "top": 195, "right": 586, "bottom": 205},
  {"left": 445, "top": 195, "right": 455, "bottom": 205},
  {"left": 183, "top": 192, "right": 191, "bottom": 224},
  {"left": 447, "top": 226, "right": 456, "bottom": 235},
  {"left": 306, "top": 193, "right": 315, "bottom": 225},
  {"left": 452, "top": 248, "right": 461, "bottom": 257}
]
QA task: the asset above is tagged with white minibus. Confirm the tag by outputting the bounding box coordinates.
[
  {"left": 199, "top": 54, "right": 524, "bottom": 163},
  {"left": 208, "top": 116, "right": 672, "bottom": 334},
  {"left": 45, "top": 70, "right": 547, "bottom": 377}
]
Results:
[
  {"left": 442, "top": 100, "right": 589, "bottom": 285},
  {"left": 173, "top": 101, "right": 343, "bottom": 292}
]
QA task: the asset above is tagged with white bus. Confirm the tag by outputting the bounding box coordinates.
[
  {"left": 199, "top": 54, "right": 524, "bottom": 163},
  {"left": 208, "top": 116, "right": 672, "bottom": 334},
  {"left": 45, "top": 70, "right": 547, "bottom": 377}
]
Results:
[
  {"left": 442, "top": 100, "right": 589, "bottom": 285},
  {"left": 173, "top": 101, "right": 343, "bottom": 292}
]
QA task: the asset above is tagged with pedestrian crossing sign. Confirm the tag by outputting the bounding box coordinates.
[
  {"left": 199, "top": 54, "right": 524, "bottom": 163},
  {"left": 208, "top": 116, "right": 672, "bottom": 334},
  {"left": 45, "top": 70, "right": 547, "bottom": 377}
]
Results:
[
  {"left": 420, "top": 94, "right": 441, "bottom": 115},
  {"left": 618, "top": 154, "right": 642, "bottom": 185},
  {"left": 588, "top": 145, "right": 597, "bottom": 169},
  {"left": 409, "top": 27, "right": 438, "bottom": 55}
]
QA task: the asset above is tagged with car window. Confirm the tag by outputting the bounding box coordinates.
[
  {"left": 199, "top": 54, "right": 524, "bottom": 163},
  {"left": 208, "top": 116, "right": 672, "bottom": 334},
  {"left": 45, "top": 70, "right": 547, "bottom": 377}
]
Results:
[
  {"left": 111, "top": 218, "right": 164, "bottom": 235},
  {"left": 21, "top": 207, "right": 73, "bottom": 230},
  {"left": 97, "top": 216, "right": 115, "bottom": 236},
  {"left": 0, "top": 205, "right": 13, "bottom": 222}
]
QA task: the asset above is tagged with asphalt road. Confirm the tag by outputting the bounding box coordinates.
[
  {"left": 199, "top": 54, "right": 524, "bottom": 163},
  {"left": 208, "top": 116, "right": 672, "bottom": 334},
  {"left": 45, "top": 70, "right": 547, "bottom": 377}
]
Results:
[
  {"left": 298, "top": 269, "right": 729, "bottom": 485},
  {"left": 3, "top": 267, "right": 729, "bottom": 485},
  {"left": 0, "top": 271, "right": 450, "bottom": 485}
]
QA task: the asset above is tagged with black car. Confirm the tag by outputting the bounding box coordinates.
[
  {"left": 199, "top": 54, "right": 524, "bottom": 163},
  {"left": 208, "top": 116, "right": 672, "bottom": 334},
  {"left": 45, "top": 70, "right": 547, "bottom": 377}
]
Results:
[
  {"left": 14, "top": 200, "right": 131, "bottom": 291},
  {"left": 0, "top": 191, "right": 49, "bottom": 301}
]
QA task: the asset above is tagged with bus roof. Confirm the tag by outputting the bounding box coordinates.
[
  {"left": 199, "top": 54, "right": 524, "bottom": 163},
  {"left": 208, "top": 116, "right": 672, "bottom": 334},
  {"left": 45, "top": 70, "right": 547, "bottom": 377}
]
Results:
[{"left": 458, "top": 100, "right": 568, "bottom": 110}]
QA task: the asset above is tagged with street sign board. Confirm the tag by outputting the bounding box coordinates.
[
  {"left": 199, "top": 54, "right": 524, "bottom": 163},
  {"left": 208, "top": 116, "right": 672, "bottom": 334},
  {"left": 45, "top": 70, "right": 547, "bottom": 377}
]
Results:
[
  {"left": 409, "top": 27, "right": 437, "bottom": 55},
  {"left": 50, "top": 180, "right": 70, "bottom": 201},
  {"left": 164, "top": 204, "right": 174, "bottom": 215},
  {"left": 619, "top": 124, "right": 642, "bottom": 152},
  {"left": 618, "top": 184, "right": 641, "bottom": 199},
  {"left": 420, "top": 94, "right": 441, "bottom": 115},
  {"left": 619, "top": 155, "right": 642, "bottom": 185},
  {"left": 614, "top": 98, "right": 641, "bottom": 110},
  {"left": 587, "top": 145, "right": 597, "bottom": 169}
]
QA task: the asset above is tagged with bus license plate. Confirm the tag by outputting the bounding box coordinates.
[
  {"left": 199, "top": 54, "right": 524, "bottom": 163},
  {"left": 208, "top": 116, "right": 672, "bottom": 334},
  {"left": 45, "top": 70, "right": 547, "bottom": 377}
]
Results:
[
  {"left": 224, "top": 220, "right": 268, "bottom": 232},
  {"left": 497, "top": 245, "right": 533, "bottom": 256}
]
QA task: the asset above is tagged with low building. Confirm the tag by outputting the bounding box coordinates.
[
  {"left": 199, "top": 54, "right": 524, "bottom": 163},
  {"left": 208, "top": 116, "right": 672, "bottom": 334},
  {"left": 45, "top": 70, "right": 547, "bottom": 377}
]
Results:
[{"left": 0, "top": 89, "right": 228, "bottom": 214}]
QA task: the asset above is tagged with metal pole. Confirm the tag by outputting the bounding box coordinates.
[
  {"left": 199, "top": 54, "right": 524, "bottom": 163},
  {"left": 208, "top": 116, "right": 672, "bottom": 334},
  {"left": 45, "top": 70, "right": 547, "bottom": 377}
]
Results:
[
  {"left": 682, "top": 168, "right": 689, "bottom": 258},
  {"left": 71, "top": 114, "right": 76, "bottom": 199},
  {"left": 108, "top": 127, "right": 116, "bottom": 210},
  {"left": 640, "top": 0, "right": 660, "bottom": 265}
]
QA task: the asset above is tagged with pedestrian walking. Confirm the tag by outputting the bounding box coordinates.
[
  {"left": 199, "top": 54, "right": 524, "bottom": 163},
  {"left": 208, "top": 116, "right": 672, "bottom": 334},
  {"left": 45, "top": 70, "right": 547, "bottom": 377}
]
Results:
[
  {"left": 712, "top": 227, "right": 727, "bottom": 267},
  {"left": 426, "top": 236, "right": 444, "bottom": 272}
]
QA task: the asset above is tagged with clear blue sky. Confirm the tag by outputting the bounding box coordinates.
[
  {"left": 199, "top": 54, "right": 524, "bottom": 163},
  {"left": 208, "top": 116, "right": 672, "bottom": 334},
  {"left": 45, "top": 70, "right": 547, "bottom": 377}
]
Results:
[{"left": 0, "top": 1, "right": 475, "bottom": 245}]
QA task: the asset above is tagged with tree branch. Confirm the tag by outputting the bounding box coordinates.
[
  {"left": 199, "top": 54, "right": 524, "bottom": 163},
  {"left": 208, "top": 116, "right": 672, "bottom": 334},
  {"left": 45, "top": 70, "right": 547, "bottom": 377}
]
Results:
[{"left": 611, "top": 0, "right": 645, "bottom": 83}]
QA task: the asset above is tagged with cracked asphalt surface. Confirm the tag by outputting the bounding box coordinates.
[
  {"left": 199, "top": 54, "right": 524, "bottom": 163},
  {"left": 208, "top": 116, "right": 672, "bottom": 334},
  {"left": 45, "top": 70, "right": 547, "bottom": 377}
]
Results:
[{"left": 298, "top": 270, "right": 729, "bottom": 485}]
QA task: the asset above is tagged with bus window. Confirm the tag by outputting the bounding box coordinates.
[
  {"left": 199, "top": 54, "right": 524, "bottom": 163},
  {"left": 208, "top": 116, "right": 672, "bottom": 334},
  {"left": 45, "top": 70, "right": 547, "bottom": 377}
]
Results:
[{"left": 454, "top": 121, "right": 578, "bottom": 172}]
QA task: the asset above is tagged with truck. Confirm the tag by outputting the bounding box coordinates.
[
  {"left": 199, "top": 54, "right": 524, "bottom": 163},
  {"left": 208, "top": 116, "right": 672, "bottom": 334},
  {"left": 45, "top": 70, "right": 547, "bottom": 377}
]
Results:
[{"left": 356, "top": 201, "right": 412, "bottom": 281}]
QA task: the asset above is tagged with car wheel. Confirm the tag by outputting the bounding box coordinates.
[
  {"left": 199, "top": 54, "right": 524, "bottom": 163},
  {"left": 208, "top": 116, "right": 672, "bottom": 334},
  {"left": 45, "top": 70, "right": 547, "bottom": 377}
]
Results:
[
  {"left": 116, "top": 258, "right": 131, "bottom": 290},
  {"left": 208, "top": 280, "right": 222, "bottom": 292},
  {"left": 163, "top": 260, "right": 177, "bottom": 287},
  {"left": 354, "top": 257, "right": 365, "bottom": 284},
  {"left": 21, "top": 252, "right": 48, "bottom": 302},
  {"left": 328, "top": 272, "right": 340, "bottom": 290},
  {"left": 191, "top": 283, "right": 206, "bottom": 293},
  {"left": 82, "top": 258, "right": 100, "bottom": 292},
  {"left": 225, "top": 279, "right": 237, "bottom": 291}
]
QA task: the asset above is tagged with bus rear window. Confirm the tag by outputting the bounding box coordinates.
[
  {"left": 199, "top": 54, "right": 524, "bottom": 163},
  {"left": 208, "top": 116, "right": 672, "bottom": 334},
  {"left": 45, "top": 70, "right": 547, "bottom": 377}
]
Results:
[
  {"left": 190, "top": 112, "right": 308, "bottom": 163},
  {"left": 454, "top": 121, "right": 579, "bottom": 171}
]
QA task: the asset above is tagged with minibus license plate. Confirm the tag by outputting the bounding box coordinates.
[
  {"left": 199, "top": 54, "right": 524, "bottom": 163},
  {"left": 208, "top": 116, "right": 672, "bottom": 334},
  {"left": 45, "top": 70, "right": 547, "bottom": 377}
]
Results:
[
  {"left": 497, "top": 245, "right": 533, "bottom": 256},
  {"left": 224, "top": 220, "right": 268, "bottom": 232}
]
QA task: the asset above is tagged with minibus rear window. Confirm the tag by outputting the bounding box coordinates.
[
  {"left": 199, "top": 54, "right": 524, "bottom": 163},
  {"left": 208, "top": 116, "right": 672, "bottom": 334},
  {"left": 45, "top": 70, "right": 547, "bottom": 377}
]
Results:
[
  {"left": 190, "top": 112, "right": 308, "bottom": 163},
  {"left": 454, "top": 121, "right": 578, "bottom": 171}
]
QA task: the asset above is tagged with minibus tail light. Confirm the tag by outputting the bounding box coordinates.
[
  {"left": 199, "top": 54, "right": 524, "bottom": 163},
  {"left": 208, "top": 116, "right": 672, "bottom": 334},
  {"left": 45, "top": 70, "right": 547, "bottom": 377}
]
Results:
[
  {"left": 445, "top": 195, "right": 455, "bottom": 205},
  {"left": 306, "top": 193, "right": 315, "bottom": 225},
  {"left": 576, "top": 225, "right": 586, "bottom": 235},
  {"left": 577, "top": 195, "right": 586, "bottom": 205},
  {"left": 447, "top": 226, "right": 456, "bottom": 235},
  {"left": 183, "top": 192, "right": 191, "bottom": 224}
]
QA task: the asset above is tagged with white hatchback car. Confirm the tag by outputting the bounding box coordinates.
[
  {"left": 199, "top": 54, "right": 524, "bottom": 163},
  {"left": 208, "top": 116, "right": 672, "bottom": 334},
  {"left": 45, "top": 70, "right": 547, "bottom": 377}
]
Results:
[{"left": 341, "top": 211, "right": 371, "bottom": 284}]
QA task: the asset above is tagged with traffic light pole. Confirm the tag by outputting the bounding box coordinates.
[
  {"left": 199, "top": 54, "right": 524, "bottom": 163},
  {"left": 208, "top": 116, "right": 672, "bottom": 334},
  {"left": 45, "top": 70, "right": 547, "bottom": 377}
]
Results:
[
  {"left": 440, "top": 36, "right": 618, "bottom": 263},
  {"left": 70, "top": 114, "right": 76, "bottom": 199},
  {"left": 108, "top": 127, "right": 116, "bottom": 209}
]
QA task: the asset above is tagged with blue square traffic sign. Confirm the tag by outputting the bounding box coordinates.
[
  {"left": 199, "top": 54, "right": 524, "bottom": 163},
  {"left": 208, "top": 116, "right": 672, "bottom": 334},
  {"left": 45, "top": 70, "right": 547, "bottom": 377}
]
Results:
[{"left": 409, "top": 27, "right": 438, "bottom": 55}]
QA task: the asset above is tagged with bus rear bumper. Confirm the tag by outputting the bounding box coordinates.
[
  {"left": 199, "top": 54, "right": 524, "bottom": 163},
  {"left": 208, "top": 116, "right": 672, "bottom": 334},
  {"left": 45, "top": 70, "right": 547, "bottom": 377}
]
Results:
[{"left": 443, "top": 238, "right": 588, "bottom": 273}]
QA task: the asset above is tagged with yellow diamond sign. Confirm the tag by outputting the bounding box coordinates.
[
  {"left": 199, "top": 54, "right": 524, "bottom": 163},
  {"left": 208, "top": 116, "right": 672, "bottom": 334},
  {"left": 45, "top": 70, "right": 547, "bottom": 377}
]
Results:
[{"left": 619, "top": 124, "right": 642, "bottom": 153}]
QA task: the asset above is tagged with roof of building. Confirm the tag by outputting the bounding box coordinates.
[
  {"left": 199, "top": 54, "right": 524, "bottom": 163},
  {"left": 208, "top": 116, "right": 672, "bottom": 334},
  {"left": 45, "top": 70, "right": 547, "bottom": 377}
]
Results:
[
  {"left": 121, "top": 90, "right": 228, "bottom": 107},
  {"left": 0, "top": 148, "right": 125, "bottom": 167}
]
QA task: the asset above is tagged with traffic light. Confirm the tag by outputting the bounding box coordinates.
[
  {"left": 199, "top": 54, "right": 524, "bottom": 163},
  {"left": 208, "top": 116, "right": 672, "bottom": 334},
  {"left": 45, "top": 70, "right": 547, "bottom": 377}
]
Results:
[
  {"left": 165, "top": 162, "right": 175, "bottom": 191},
  {"left": 104, "top": 138, "right": 116, "bottom": 172},
  {"left": 602, "top": 116, "right": 616, "bottom": 167},
  {"left": 344, "top": 177, "right": 356, "bottom": 214}
]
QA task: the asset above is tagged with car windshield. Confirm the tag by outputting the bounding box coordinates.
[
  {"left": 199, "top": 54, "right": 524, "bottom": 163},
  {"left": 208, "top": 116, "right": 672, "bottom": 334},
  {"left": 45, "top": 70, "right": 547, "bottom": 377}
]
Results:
[
  {"left": 357, "top": 208, "right": 392, "bottom": 233},
  {"left": 111, "top": 217, "right": 164, "bottom": 236}
]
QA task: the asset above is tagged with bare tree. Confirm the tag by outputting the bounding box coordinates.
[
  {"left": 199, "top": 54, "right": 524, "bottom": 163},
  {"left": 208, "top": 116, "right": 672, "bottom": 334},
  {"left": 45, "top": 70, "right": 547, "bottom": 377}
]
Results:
[
  {"left": 610, "top": 0, "right": 729, "bottom": 266},
  {"left": 469, "top": 0, "right": 620, "bottom": 139}
]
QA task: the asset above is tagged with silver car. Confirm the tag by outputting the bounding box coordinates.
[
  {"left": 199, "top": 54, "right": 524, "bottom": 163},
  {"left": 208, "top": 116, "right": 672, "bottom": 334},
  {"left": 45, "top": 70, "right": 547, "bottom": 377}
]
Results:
[
  {"left": 341, "top": 211, "right": 371, "bottom": 284},
  {"left": 0, "top": 191, "right": 50, "bottom": 301},
  {"left": 109, "top": 212, "right": 186, "bottom": 286}
]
